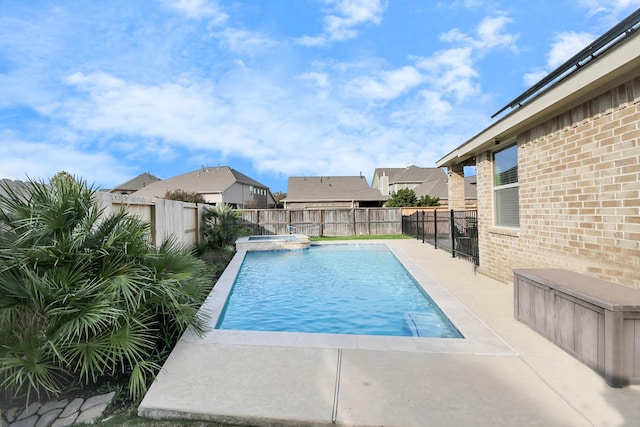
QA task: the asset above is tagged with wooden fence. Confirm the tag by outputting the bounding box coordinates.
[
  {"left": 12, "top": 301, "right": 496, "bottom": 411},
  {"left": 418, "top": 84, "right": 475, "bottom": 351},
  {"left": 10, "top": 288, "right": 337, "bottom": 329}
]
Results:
[
  {"left": 94, "top": 195, "right": 403, "bottom": 245},
  {"left": 237, "top": 208, "right": 402, "bottom": 236},
  {"left": 96, "top": 193, "right": 204, "bottom": 247}
]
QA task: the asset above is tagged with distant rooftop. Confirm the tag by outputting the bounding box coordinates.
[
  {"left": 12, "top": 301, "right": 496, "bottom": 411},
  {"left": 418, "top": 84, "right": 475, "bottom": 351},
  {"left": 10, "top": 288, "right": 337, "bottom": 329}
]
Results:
[
  {"left": 287, "top": 176, "right": 389, "bottom": 202},
  {"left": 111, "top": 172, "right": 161, "bottom": 194},
  {"left": 132, "top": 166, "right": 269, "bottom": 199}
]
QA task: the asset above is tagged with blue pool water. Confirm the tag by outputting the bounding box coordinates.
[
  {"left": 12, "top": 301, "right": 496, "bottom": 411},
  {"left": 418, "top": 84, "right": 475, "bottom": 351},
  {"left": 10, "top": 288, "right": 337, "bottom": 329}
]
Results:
[{"left": 216, "top": 244, "right": 462, "bottom": 338}]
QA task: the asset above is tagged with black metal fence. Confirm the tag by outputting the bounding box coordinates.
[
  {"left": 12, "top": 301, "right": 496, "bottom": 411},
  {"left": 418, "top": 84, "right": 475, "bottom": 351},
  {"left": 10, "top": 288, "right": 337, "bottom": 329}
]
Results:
[{"left": 402, "top": 209, "right": 479, "bottom": 265}]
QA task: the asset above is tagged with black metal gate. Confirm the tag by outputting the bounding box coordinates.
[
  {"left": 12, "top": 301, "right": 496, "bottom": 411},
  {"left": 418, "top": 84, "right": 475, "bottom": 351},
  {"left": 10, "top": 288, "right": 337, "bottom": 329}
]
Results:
[{"left": 402, "top": 209, "right": 479, "bottom": 266}]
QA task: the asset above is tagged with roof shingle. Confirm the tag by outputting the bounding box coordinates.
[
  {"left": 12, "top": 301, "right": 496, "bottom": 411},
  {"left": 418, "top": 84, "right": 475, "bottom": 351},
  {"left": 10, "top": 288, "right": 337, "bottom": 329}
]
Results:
[{"left": 287, "top": 176, "right": 388, "bottom": 202}]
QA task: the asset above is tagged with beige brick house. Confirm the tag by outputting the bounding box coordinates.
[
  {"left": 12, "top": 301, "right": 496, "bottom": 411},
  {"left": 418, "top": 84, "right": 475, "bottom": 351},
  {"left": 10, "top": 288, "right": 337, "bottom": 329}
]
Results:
[{"left": 437, "top": 12, "right": 640, "bottom": 288}]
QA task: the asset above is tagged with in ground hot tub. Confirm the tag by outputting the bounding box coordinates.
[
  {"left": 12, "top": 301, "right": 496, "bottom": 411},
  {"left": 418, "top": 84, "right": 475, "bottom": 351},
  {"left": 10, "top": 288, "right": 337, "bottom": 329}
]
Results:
[{"left": 235, "top": 234, "right": 310, "bottom": 251}]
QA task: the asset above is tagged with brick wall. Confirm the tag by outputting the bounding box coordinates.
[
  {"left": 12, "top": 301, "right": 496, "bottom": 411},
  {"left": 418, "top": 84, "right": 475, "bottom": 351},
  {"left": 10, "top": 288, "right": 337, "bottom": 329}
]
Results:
[
  {"left": 477, "top": 76, "right": 640, "bottom": 287},
  {"left": 447, "top": 163, "right": 466, "bottom": 210}
]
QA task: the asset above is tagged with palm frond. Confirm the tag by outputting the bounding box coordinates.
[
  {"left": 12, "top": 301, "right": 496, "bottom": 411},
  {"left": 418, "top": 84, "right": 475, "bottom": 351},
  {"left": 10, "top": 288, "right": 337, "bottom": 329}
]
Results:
[
  {"left": 0, "top": 327, "right": 63, "bottom": 403},
  {"left": 128, "top": 359, "right": 162, "bottom": 401}
]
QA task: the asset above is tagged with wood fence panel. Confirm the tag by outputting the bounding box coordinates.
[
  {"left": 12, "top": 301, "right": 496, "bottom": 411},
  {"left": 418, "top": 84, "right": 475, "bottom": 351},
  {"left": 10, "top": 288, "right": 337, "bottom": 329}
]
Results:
[
  {"left": 260, "top": 210, "right": 288, "bottom": 235},
  {"left": 290, "top": 209, "right": 321, "bottom": 225},
  {"left": 95, "top": 193, "right": 204, "bottom": 247},
  {"left": 237, "top": 208, "right": 402, "bottom": 237},
  {"left": 322, "top": 210, "right": 351, "bottom": 236},
  {"left": 238, "top": 210, "right": 261, "bottom": 235},
  {"left": 181, "top": 203, "right": 200, "bottom": 246},
  {"left": 238, "top": 209, "right": 289, "bottom": 235},
  {"left": 96, "top": 193, "right": 154, "bottom": 223},
  {"left": 155, "top": 199, "right": 183, "bottom": 245}
]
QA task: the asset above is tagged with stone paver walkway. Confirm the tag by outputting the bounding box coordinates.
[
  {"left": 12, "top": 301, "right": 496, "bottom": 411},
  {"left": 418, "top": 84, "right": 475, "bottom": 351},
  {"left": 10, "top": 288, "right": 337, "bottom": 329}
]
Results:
[{"left": 2, "top": 391, "right": 115, "bottom": 427}]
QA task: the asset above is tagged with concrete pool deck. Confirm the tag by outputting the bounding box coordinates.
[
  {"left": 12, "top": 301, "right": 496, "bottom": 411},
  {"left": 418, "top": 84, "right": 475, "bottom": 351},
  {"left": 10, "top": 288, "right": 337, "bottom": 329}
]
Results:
[{"left": 138, "top": 239, "right": 640, "bottom": 426}]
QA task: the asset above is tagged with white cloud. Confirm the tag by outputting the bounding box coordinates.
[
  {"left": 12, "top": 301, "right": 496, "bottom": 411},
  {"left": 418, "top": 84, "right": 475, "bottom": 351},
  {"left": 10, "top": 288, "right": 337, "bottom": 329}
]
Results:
[
  {"left": 347, "top": 66, "right": 423, "bottom": 100},
  {"left": 0, "top": 132, "right": 132, "bottom": 187},
  {"left": 415, "top": 14, "right": 517, "bottom": 104},
  {"left": 343, "top": 14, "right": 516, "bottom": 105},
  {"left": 523, "top": 70, "right": 548, "bottom": 87},
  {"left": 215, "top": 28, "right": 280, "bottom": 54},
  {"left": 440, "top": 15, "right": 518, "bottom": 51},
  {"left": 546, "top": 31, "right": 595, "bottom": 68},
  {"left": 162, "top": 0, "right": 228, "bottom": 24},
  {"left": 51, "top": 67, "right": 481, "bottom": 182},
  {"left": 389, "top": 90, "right": 454, "bottom": 127},
  {"left": 437, "top": 0, "right": 485, "bottom": 9},
  {"left": 522, "top": 31, "right": 595, "bottom": 86},
  {"left": 60, "top": 72, "right": 226, "bottom": 149},
  {"left": 296, "top": 0, "right": 385, "bottom": 46},
  {"left": 416, "top": 47, "right": 479, "bottom": 102},
  {"left": 575, "top": 0, "right": 640, "bottom": 20},
  {"left": 475, "top": 15, "right": 519, "bottom": 49},
  {"left": 298, "top": 72, "right": 330, "bottom": 88},
  {"left": 324, "top": 0, "right": 384, "bottom": 39}
]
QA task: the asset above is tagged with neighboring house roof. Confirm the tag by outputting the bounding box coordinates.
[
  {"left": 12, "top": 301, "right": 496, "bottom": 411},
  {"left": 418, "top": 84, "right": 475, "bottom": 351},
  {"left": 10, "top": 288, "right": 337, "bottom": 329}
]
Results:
[
  {"left": 464, "top": 176, "right": 478, "bottom": 199},
  {"left": 372, "top": 167, "right": 404, "bottom": 181},
  {"left": 413, "top": 174, "right": 477, "bottom": 200},
  {"left": 390, "top": 166, "right": 444, "bottom": 184},
  {"left": 111, "top": 172, "right": 161, "bottom": 193},
  {"left": 437, "top": 10, "right": 640, "bottom": 168},
  {"left": 372, "top": 166, "right": 443, "bottom": 185},
  {"left": 131, "top": 166, "right": 270, "bottom": 199},
  {"left": 414, "top": 177, "right": 448, "bottom": 199},
  {"left": 286, "top": 176, "right": 389, "bottom": 202}
]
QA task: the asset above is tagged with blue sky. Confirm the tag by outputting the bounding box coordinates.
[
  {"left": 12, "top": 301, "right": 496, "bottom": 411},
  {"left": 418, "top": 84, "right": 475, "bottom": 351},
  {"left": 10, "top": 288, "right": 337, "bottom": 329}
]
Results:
[{"left": 1, "top": 1, "right": 639, "bottom": 193}]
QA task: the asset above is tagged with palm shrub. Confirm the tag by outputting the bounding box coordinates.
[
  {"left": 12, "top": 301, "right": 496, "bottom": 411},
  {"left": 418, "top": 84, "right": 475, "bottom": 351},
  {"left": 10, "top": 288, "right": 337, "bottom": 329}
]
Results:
[
  {"left": 0, "top": 175, "right": 212, "bottom": 404},
  {"left": 201, "top": 203, "right": 248, "bottom": 250}
]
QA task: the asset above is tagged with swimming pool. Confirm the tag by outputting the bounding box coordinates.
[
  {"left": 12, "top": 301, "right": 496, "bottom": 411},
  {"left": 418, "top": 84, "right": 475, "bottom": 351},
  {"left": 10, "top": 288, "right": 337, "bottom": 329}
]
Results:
[{"left": 216, "top": 244, "right": 462, "bottom": 338}]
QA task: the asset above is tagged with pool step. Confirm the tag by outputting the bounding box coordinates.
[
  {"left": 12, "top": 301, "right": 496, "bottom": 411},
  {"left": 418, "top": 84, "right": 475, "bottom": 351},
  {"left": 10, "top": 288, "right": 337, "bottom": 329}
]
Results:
[{"left": 403, "top": 312, "right": 459, "bottom": 338}]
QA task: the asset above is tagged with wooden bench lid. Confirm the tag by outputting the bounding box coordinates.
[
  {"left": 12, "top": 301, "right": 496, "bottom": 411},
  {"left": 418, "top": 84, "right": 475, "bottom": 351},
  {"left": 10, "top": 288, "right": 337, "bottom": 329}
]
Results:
[{"left": 513, "top": 268, "right": 640, "bottom": 311}]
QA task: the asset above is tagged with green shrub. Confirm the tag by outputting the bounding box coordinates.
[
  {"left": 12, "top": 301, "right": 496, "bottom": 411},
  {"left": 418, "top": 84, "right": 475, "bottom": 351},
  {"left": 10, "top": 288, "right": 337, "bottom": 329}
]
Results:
[
  {"left": 416, "top": 194, "right": 440, "bottom": 206},
  {"left": 385, "top": 188, "right": 440, "bottom": 207},
  {"left": 385, "top": 188, "right": 417, "bottom": 207},
  {"left": 164, "top": 189, "right": 206, "bottom": 203},
  {"left": 201, "top": 204, "right": 248, "bottom": 250},
  {"left": 0, "top": 176, "right": 212, "bottom": 404}
]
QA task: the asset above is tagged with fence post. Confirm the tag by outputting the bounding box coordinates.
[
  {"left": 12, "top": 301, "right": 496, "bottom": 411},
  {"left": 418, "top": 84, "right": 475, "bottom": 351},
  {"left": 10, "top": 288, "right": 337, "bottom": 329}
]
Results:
[
  {"left": 433, "top": 209, "right": 438, "bottom": 249},
  {"left": 415, "top": 211, "right": 419, "bottom": 240},
  {"left": 450, "top": 209, "right": 456, "bottom": 258},
  {"left": 421, "top": 211, "right": 425, "bottom": 243}
]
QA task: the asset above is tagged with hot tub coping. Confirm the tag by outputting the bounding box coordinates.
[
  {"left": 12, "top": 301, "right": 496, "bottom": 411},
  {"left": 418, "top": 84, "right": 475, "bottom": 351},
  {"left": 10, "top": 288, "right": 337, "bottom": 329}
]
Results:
[{"left": 235, "top": 234, "right": 310, "bottom": 251}]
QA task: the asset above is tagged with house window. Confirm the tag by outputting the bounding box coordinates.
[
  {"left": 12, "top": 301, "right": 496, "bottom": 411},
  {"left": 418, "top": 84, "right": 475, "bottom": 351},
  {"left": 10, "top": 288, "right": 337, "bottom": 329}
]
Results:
[{"left": 493, "top": 144, "right": 519, "bottom": 227}]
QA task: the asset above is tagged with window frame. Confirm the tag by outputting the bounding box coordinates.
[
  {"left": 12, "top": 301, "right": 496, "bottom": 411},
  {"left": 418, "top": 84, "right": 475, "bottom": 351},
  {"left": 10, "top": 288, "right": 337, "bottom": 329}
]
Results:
[{"left": 493, "top": 143, "right": 519, "bottom": 228}]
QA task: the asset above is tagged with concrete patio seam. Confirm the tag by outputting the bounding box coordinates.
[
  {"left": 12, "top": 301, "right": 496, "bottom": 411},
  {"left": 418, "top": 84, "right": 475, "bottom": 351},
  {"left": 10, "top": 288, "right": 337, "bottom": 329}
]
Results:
[
  {"left": 517, "top": 353, "right": 597, "bottom": 427},
  {"left": 332, "top": 348, "right": 343, "bottom": 424}
]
